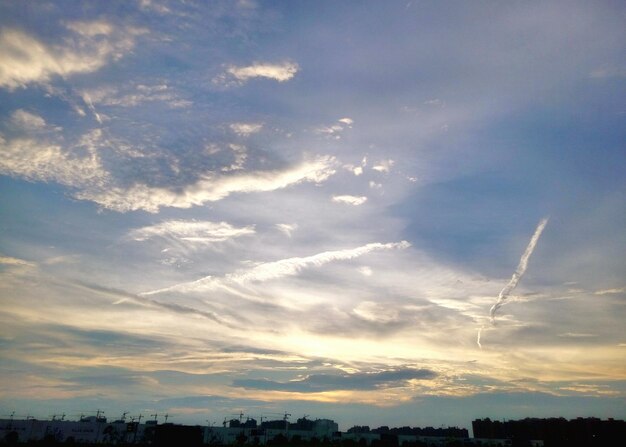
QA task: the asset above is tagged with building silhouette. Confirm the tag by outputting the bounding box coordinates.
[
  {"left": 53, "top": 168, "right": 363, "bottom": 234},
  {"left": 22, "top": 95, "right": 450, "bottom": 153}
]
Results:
[
  {"left": 1, "top": 414, "right": 623, "bottom": 446},
  {"left": 472, "top": 417, "right": 626, "bottom": 447}
]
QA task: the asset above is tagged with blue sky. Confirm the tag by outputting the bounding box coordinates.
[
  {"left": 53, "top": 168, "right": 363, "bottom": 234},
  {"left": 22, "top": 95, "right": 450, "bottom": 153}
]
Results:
[{"left": 0, "top": 0, "right": 625, "bottom": 432}]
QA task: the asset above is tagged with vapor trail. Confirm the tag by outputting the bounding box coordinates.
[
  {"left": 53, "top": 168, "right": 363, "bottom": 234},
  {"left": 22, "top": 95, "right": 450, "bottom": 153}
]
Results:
[
  {"left": 489, "top": 218, "right": 549, "bottom": 322},
  {"left": 478, "top": 218, "right": 548, "bottom": 348}
]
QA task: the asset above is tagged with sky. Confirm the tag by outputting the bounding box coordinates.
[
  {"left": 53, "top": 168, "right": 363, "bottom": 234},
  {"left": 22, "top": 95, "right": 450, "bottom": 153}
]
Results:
[{"left": 0, "top": 0, "right": 625, "bottom": 433}]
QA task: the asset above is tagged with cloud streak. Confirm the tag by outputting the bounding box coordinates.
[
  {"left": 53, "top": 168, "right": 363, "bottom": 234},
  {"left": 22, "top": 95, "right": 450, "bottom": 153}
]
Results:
[
  {"left": 217, "top": 61, "right": 299, "bottom": 85},
  {"left": 129, "top": 220, "right": 255, "bottom": 246},
  {"left": 332, "top": 195, "right": 368, "bottom": 206},
  {"left": 232, "top": 368, "right": 437, "bottom": 393},
  {"left": 79, "top": 155, "right": 337, "bottom": 212},
  {"left": 72, "top": 282, "right": 241, "bottom": 330},
  {"left": 144, "top": 241, "right": 411, "bottom": 295}
]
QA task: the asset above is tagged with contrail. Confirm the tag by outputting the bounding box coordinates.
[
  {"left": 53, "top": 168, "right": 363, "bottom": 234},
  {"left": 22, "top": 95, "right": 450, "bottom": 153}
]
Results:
[
  {"left": 70, "top": 281, "right": 244, "bottom": 330},
  {"left": 478, "top": 217, "right": 549, "bottom": 348},
  {"left": 490, "top": 217, "right": 549, "bottom": 322}
]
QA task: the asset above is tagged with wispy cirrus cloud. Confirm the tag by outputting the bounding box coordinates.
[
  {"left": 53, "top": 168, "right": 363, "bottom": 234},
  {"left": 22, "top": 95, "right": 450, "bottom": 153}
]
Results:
[
  {"left": 0, "top": 23, "right": 145, "bottom": 90},
  {"left": 315, "top": 117, "right": 354, "bottom": 140},
  {"left": 352, "top": 301, "right": 399, "bottom": 323},
  {"left": 144, "top": 241, "right": 411, "bottom": 295},
  {"left": 227, "top": 241, "right": 410, "bottom": 284},
  {"left": 594, "top": 287, "right": 625, "bottom": 295},
  {"left": 10, "top": 109, "right": 49, "bottom": 130},
  {"left": 0, "top": 130, "right": 108, "bottom": 189},
  {"left": 79, "top": 155, "right": 337, "bottom": 212},
  {"left": 0, "top": 255, "right": 35, "bottom": 267},
  {"left": 0, "top": 124, "right": 336, "bottom": 212},
  {"left": 232, "top": 368, "right": 437, "bottom": 393},
  {"left": 72, "top": 282, "right": 241, "bottom": 330},
  {"left": 129, "top": 220, "right": 255, "bottom": 246},
  {"left": 82, "top": 84, "right": 192, "bottom": 109},
  {"left": 275, "top": 223, "right": 298, "bottom": 237}
]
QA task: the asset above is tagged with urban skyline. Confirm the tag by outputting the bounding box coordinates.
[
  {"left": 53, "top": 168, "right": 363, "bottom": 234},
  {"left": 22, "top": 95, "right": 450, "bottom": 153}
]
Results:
[
  {"left": 2, "top": 412, "right": 624, "bottom": 446},
  {"left": 1, "top": 0, "right": 625, "bottom": 433}
]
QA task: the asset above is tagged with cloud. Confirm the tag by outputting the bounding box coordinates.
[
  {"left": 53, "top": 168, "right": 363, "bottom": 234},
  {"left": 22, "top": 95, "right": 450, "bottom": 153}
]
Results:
[
  {"left": 358, "top": 266, "right": 373, "bottom": 277},
  {"left": 317, "top": 125, "right": 344, "bottom": 135},
  {"left": 353, "top": 301, "right": 399, "bottom": 323},
  {"left": 589, "top": 67, "right": 626, "bottom": 79},
  {"left": 594, "top": 287, "right": 625, "bottom": 295},
  {"left": 73, "top": 281, "right": 241, "bottom": 330},
  {"left": 230, "top": 122, "right": 263, "bottom": 136},
  {"left": 316, "top": 118, "right": 354, "bottom": 138},
  {"left": 232, "top": 368, "right": 437, "bottom": 393},
  {"left": 82, "top": 84, "right": 192, "bottom": 109},
  {"left": 10, "top": 109, "right": 48, "bottom": 130},
  {"left": 372, "top": 159, "right": 395, "bottom": 173},
  {"left": 64, "top": 20, "right": 114, "bottom": 37},
  {"left": 0, "top": 24, "right": 144, "bottom": 90},
  {"left": 228, "top": 241, "right": 409, "bottom": 284},
  {"left": 80, "top": 92, "right": 104, "bottom": 123},
  {"left": 79, "top": 155, "right": 337, "bottom": 212},
  {"left": 276, "top": 223, "right": 298, "bottom": 237},
  {"left": 0, "top": 256, "right": 35, "bottom": 267},
  {"left": 0, "top": 130, "right": 108, "bottom": 189},
  {"left": 129, "top": 220, "right": 255, "bottom": 246},
  {"left": 332, "top": 195, "right": 368, "bottom": 206},
  {"left": 221, "top": 144, "right": 248, "bottom": 171},
  {"left": 338, "top": 117, "right": 354, "bottom": 125},
  {"left": 344, "top": 156, "right": 367, "bottom": 176},
  {"left": 558, "top": 333, "right": 597, "bottom": 338},
  {"left": 138, "top": 0, "right": 172, "bottom": 15},
  {"left": 144, "top": 241, "right": 410, "bottom": 294},
  {"left": 0, "top": 126, "right": 336, "bottom": 212},
  {"left": 423, "top": 98, "right": 444, "bottom": 107},
  {"left": 218, "top": 61, "right": 299, "bottom": 84}
]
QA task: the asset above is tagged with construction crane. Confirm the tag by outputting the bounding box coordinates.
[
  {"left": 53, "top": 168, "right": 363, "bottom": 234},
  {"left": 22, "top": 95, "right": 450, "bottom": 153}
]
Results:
[{"left": 283, "top": 413, "right": 291, "bottom": 433}]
